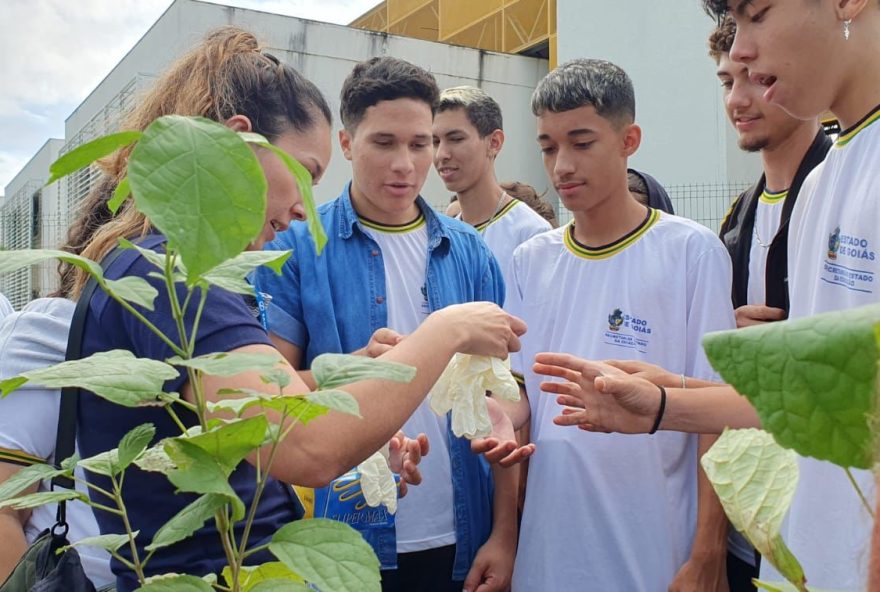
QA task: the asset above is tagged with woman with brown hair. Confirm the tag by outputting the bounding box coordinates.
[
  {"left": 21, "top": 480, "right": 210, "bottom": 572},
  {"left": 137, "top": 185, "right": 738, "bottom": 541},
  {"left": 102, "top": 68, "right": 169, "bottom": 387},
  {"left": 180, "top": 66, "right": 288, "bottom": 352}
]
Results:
[{"left": 49, "top": 27, "right": 523, "bottom": 591}]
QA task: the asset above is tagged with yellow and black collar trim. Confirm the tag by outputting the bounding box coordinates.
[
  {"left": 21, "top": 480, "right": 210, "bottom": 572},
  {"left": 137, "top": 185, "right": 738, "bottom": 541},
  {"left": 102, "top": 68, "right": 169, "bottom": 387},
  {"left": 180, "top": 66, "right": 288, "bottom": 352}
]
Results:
[
  {"left": 564, "top": 208, "right": 660, "bottom": 260},
  {"left": 474, "top": 199, "right": 519, "bottom": 232},
  {"left": 0, "top": 446, "right": 45, "bottom": 467},
  {"left": 760, "top": 188, "right": 788, "bottom": 204},
  {"left": 358, "top": 212, "right": 426, "bottom": 234},
  {"left": 836, "top": 103, "right": 880, "bottom": 148}
]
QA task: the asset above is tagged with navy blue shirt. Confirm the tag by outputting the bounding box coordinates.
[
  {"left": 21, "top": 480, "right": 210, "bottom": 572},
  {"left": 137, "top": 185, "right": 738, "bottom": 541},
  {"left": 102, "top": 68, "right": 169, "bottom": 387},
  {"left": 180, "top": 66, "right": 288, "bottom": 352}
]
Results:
[{"left": 78, "top": 235, "right": 301, "bottom": 591}]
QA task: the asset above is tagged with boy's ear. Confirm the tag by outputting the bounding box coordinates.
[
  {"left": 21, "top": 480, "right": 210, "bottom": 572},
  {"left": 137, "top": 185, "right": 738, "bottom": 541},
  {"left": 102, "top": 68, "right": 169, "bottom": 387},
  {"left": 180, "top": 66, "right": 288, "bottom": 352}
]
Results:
[
  {"left": 837, "top": 0, "right": 871, "bottom": 23},
  {"left": 339, "top": 128, "right": 354, "bottom": 161},
  {"left": 488, "top": 129, "right": 505, "bottom": 159},
  {"left": 621, "top": 123, "right": 642, "bottom": 158}
]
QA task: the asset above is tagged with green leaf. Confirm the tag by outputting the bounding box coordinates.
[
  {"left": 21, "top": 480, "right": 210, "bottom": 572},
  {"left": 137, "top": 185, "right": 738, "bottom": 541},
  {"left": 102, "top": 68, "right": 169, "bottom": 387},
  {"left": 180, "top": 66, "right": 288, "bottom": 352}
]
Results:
[
  {"left": 47, "top": 131, "right": 141, "bottom": 185},
  {"left": 254, "top": 141, "right": 326, "bottom": 254},
  {"left": 222, "top": 561, "right": 306, "bottom": 591},
  {"left": 311, "top": 354, "right": 416, "bottom": 391},
  {"left": 0, "top": 376, "right": 28, "bottom": 398},
  {"left": 109, "top": 176, "right": 130, "bottom": 214},
  {"left": 260, "top": 369, "right": 291, "bottom": 390},
  {"left": 701, "top": 429, "right": 806, "bottom": 589},
  {"left": 703, "top": 304, "right": 880, "bottom": 469},
  {"left": 10, "top": 350, "right": 178, "bottom": 408},
  {"left": 117, "top": 423, "right": 156, "bottom": 471},
  {"left": 119, "top": 238, "right": 170, "bottom": 270},
  {"left": 185, "top": 416, "right": 268, "bottom": 474},
  {"left": 202, "top": 250, "right": 292, "bottom": 295},
  {"left": 168, "top": 351, "right": 284, "bottom": 378},
  {"left": 0, "top": 463, "right": 67, "bottom": 503},
  {"left": 60, "top": 454, "right": 80, "bottom": 471},
  {"left": 248, "top": 580, "right": 309, "bottom": 592},
  {"left": 164, "top": 439, "right": 245, "bottom": 520},
  {"left": 0, "top": 249, "right": 103, "bottom": 280},
  {"left": 209, "top": 392, "right": 330, "bottom": 425},
  {"left": 0, "top": 490, "right": 84, "bottom": 510},
  {"left": 136, "top": 573, "right": 214, "bottom": 591},
  {"left": 269, "top": 519, "right": 380, "bottom": 592},
  {"left": 306, "top": 390, "right": 360, "bottom": 418},
  {"left": 80, "top": 449, "right": 121, "bottom": 477},
  {"left": 146, "top": 493, "right": 227, "bottom": 552},
  {"left": 128, "top": 115, "right": 267, "bottom": 281},
  {"left": 133, "top": 443, "right": 177, "bottom": 474},
  {"left": 753, "top": 581, "right": 845, "bottom": 592},
  {"left": 61, "top": 532, "right": 136, "bottom": 554},
  {"left": 104, "top": 276, "right": 159, "bottom": 311}
]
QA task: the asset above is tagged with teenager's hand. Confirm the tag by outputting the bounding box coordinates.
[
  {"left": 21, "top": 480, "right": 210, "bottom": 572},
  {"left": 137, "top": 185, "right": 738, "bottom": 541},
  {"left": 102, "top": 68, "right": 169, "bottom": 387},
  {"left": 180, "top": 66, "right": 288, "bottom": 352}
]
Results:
[
  {"left": 463, "top": 532, "right": 515, "bottom": 592},
  {"left": 358, "top": 328, "right": 404, "bottom": 358},
  {"left": 533, "top": 352, "right": 659, "bottom": 433},
  {"left": 431, "top": 302, "right": 526, "bottom": 359},
  {"left": 604, "top": 359, "right": 681, "bottom": 388},
  {"left": 388, "top": 431, "right": 429, "bottom": 498},
  {"left": 668, "top": 554, "right": 729, "bottom": 592},
  {"left": 734, "top": 304, "right": 786, "bottom": 328},
  {"left": 470, "top": 397, "right": 535, "bottom": 467}
]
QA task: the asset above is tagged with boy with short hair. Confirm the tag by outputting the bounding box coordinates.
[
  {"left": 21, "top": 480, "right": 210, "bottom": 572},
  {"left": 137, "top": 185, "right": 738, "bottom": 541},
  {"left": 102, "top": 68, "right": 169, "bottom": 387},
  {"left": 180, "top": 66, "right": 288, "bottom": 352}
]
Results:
[
  {"left": 258, "top": 57, "right": 519, "bottom": 592},
  {"left": 503, "top": 58, "right": 736, "bottom": 591}
]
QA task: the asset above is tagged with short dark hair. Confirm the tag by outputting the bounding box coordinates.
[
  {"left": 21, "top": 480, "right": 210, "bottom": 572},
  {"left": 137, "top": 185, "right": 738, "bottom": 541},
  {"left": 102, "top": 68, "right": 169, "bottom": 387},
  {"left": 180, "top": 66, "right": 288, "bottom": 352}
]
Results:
[
  {"left": 708, "top": 15, "right": 736, "bottom": 61},
  {"left": 340, "top": 56, "right": 440, "bottom": 131},
  {"left": 437, "top": 86, "right": 503, "bottom": 137},
  {"left": 531, "top": 58, "right": 635, "bottom": 127},
  {"left": 702, "top": 0, "right": 728, "bottom": 20}
]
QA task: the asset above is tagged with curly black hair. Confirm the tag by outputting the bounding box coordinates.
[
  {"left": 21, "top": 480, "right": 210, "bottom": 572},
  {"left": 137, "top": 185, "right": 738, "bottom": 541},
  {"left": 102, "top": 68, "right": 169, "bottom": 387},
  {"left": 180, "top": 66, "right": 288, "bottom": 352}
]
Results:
[
  {"left": 702, "top": 0, "right": 729, "bottom": 21},
  {"left": 708, "top": 14, "right": 736, "bottom": 60}
]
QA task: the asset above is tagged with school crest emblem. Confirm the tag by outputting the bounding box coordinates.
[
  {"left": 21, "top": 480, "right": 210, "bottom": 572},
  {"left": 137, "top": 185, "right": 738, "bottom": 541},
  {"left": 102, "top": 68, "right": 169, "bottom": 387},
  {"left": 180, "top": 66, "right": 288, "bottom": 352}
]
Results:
[
  {"left": 608, "top": 308, "right": 624, "bottom": 332},
  {"left": 828, "top": 226, "right": 840, "bottom": 260}
]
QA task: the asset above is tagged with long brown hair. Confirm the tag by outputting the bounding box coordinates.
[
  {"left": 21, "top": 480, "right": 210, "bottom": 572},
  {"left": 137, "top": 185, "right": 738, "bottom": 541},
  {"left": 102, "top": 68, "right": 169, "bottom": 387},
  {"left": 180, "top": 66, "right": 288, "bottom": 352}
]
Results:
[{"left": 58, "top": 26, "right": 331, "bottom": 298}]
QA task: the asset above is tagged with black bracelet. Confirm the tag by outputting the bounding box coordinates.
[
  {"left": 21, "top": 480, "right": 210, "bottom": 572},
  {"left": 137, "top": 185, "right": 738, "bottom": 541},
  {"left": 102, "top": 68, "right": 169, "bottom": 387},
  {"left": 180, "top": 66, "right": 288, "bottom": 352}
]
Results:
[{"left": 648, "top": 385, "right": 667, "bottom": 435}]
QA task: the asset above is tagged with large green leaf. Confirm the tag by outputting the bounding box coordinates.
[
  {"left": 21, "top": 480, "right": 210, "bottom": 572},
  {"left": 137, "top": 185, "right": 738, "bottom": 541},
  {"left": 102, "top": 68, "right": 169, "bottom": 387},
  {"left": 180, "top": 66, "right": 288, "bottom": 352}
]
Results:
[
  {"left": 222, "top": 562, "right": 306, "bottom": 591},
  {"left": 80, "top": 449, "right": 122, "bottom": 477},
  {"left": 133, "top": 443, "right": 176, "bottom": 474},
  {"left": 311, "top": 354, "right": 416, "bottom": 391},
  {"left": 701, "top": 429, "right": 806, "bottom": 590},
  {"left": 104, "top": 276, "right": 159, "bottom": 311},
  {"left": 0, "top": 463, "right": 67, "bottom": 502},
  {"left": 136, "top": 574, "right": 214, "bottom": 592},
  {"left": 703, "top": 304, "right": 880, "bottom": 468},
  {"left": 128, "top": 115, "right": 267, "bottom": 281},
  {"left": 185, "top": 416, "right": 268, "bottom": 474},
  {"left": 168, "top": 351, "right": 284, "bottom": 378},
  {"left": 269, "top": 519, "right": 380, "bottom": 592},
  {"left": 47, "top": 130, "right": 141, "bottom": 185},
  {"left": 164, "top": 438, "right": 245, "bottom": 520},
  {"left": 306, "top": 390, "right": 360, "bottom": 418},
  {"left": 62, "top": 532, "right": 137, "bottom": 554},
  {"left": 118, "top": 238, "right": 169, "bottom": 270},
  {"left": 209, "top": 391, "right": 330, "bottom": 425},
  {"left": 202, "top": 250, "right": 292, "bottom": 295},
  {"left": 1, "top": 350, "right": 178, "bottom": 407},
  {"left": 0, "top": 490, "right": 85, "bottom": 510},
  {"left": 0, "top": 249, "right": 103, "bottom": 279},
  {"left": 117, "top": 423, "right": 156, "bottom": 471},
  {"left": 146, "top": 493, "right": 227, "bottom": 552},
  {"left": 249, "top": 580, "right": 309, "bottom": 592}
]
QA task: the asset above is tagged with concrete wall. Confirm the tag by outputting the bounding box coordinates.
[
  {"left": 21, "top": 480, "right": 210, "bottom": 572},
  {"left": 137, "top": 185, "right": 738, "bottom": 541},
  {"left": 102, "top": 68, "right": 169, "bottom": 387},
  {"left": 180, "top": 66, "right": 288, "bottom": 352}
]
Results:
[{"left": 66, "top": 0, "right": 550, "bottom": 209}]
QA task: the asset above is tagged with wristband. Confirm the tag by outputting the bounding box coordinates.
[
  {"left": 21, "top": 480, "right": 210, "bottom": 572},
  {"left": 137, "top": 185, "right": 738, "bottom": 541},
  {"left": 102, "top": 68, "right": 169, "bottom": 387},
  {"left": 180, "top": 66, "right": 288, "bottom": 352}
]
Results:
[{"left": 648, "top": 385, "right": 667, "bottom": 435}]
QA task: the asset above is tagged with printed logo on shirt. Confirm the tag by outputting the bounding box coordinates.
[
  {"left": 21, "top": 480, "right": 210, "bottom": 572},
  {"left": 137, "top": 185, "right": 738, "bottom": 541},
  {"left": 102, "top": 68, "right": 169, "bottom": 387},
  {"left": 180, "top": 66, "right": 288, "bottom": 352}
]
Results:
[
  {"left": 420, "top": 284, "right": 430, "bottom": 315},
  {"left": 603, "top": 307, "right": 652, "bottom": 353},
  {"left": 821, "top": 226, "right": 876, "bottom": 293}
]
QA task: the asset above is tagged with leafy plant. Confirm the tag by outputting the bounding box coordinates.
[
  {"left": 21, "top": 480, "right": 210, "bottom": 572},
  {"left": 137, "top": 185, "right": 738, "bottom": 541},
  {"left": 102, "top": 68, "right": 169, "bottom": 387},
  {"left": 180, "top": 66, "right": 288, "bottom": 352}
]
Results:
[
  {"left": 701, "top": 306, "right": 880, "bottom": 590},
  {"left": 0, "top": 115, "right": 408, "bottom": 591}
]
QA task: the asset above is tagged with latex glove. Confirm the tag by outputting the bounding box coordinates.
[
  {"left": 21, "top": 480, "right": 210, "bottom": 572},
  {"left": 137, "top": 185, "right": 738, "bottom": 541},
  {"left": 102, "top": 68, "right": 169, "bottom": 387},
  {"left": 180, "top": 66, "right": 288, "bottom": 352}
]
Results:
[
  {"left": 357, "top": 443, "right": 397, "bottom": 513},
  {"left": 430, "top": 354, "right": 520, "bottom": 439}
]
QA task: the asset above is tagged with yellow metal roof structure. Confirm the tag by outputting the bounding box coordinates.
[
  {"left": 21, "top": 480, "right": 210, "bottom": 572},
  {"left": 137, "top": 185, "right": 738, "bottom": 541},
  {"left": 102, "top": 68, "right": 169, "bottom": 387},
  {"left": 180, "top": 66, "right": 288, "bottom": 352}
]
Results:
[{"left": 350, "top": 0, "right": 556, "bottom": 67}]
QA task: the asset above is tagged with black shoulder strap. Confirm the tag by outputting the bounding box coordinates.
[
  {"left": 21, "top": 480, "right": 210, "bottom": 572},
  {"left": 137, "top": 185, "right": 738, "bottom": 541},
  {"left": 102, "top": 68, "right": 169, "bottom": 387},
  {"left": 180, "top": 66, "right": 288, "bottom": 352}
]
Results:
[{"left": 53, "top": 247, "right": 126, "bottom": 492}]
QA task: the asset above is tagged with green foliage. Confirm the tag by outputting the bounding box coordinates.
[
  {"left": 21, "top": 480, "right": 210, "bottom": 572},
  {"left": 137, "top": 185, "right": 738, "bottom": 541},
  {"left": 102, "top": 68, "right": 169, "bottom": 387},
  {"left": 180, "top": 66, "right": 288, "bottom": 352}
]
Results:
[
  {"left": 753, "top": 582, "right": 844, "bottom": 592},
  {"left": 0, "top": 350, "right": 178, "bottom": 407},
  {"left": 80, "top": 449, "right": 123, "bottom": 477},
  {"left": 46, "top": 130, "right": 141, "bottom": 185},
  {"left": 109, "top": 176, "right": 131, "bottom": 214},
  {"left": 201, "top": 251, "right": 292, "bottom": 295},
  {"left": 306, "top": 390, "right": 361, "bottom": 418},
  {"left": 168, "top": 352, "right": 285, "bottom": 378},
  {"left": 104, "top": 276, "right": 159, "bottom": 310},
  {"left": 184, "top": 416, "right": 268, "bottom": 474},
  {"left": 701, "top": 429, "right": 806, "bottom": 589},
  {"left": 0, "top": 463, "right": 68, "bottom": 502},
  {"left": 117, "top": 424, "right": 157, "bottom": 471},
  {"left": 0, "top": 249, "right": 103, "bottom": 279},
  {"left": 0, "top": 491, "right": 85, "bottom": 510},
  {"left": 62, "top": 532, "right": 138, "bottom": 554},
  {"left": 222, "top": 562, "right": 306, "bottom": 591},
  {"left": 164, "top": 438, "right": 246, "bottom": 521},
  {"left": 703, "top": 304, "right": 880, "bottom": 468},
  {"left": 128, "top": 115, "right": 267, "bottom": 281},
  {"left": 312, "top": 353, "right": 417, "bottom": 390},
  {"left": 136, "top": 574, "right": 215, "bottom": 591},
  {"left": 146, "top": 494, "right": 228, "bottom": 552},
  {"left": 269, "top": 520, "right": 381, "bottom": 592}
]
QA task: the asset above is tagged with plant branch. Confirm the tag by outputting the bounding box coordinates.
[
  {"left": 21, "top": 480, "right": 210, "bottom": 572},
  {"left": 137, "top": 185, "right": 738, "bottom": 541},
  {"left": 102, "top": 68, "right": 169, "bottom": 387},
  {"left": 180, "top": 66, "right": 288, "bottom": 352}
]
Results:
[{"left": 845, "top": 467, "right": 875, "bottom": 518}]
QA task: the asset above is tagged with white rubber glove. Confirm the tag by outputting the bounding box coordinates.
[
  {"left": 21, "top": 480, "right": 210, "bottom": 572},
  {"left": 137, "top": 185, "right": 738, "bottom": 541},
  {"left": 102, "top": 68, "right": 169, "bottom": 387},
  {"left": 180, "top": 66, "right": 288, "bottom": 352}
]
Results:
[{"left": 357, "top": 443, "right": 397, "bottom": 513}]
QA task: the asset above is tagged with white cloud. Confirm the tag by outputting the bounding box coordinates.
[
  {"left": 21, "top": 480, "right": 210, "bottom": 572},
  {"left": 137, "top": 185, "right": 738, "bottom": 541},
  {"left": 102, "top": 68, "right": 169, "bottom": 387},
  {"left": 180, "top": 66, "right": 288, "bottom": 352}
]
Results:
[{"left": 0, "top": 0, "right": 379, "bottom": 191}]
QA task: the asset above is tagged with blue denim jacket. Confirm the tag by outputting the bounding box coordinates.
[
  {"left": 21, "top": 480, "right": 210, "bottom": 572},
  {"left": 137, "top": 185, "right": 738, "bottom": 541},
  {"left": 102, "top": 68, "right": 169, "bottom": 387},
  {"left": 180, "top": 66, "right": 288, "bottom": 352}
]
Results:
[{"left": 256, "top": 184, "right": 504, "bottom": 579}]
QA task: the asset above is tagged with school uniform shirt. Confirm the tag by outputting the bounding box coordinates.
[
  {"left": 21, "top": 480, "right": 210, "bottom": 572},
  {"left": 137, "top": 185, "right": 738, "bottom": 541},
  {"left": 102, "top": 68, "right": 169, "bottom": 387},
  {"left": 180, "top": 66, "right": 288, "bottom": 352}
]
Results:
[
  {"left": 507, "top": 209, "right": 736, "bottom": 592},
  {"left": 760, "top": 106, "right": 880, "bottom": 590},
  {"left": 0, "top": 292, "right": 12, "bottom": 319},
  {"left": 477, "top": 198, "right": 552, "bottom": 291},
  {"left": 360, "top": 215, "right": 457, "bottom": 553},
  {"left": 747, "top": 189, "right": 788, "bottom": 305}
]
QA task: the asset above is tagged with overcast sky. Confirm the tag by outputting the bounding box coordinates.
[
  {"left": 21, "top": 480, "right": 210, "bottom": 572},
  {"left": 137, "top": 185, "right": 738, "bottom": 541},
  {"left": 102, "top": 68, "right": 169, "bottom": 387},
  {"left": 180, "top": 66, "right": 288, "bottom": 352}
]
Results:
[{"left": 0, "top": 0, "right": 379, "bottom": 194}]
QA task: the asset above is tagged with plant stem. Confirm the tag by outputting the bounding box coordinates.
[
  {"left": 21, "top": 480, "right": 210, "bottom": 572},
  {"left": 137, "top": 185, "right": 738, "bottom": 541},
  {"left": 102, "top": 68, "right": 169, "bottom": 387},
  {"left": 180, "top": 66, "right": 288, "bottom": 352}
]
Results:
[
  {"left": 165, "top": 404, "right": 189, "bottom": 434},
  {"left": 845, "top": 467, "right": 875, "bottom": 518},
  {"left": 74, "top": 475, "right": 116, "bottom": 501},
  {"left": 163, "top": 249, "right": 191, "bottom": 356},
  {"left": 215, "top": 508, "right": 240, "bottom": 591},
  {"left": 241, "top": 543, "right": 269, "bottom": 560},
  {"left": 103, "top": 281, "right": 185, "bottom": 357},
  {"left": 112, "top": 474, "right": 147, "bottom": 583},
  {"left": 187, "top": 285, "right": 209, "bottom": 358}
]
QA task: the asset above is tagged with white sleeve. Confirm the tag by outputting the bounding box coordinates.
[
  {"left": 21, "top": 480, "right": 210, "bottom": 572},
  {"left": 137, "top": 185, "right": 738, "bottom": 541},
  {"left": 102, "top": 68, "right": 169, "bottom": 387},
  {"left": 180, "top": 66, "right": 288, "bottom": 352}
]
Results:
[
  {"left": 685, "top": 240, "right": 737, "bottom": 381},
  {"left": 0, "top": 311, "right": 67, "bottom": 464},
  {"left": 504, "top": 245, "right": 527, "bottom": 386},
  {"left": 0, "top": 293, "right": 13, "bottom": 321}
]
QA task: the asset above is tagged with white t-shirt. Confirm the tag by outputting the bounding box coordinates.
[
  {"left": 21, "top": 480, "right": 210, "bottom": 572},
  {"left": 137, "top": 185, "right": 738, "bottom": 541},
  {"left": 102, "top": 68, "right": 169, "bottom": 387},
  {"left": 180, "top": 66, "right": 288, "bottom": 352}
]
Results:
[
  {"left": 507, "top": 210, "right": 736, "bottom": 592},
  {"left": 361, "top": 215, "right": 456, "bottom": 553},
  {"left": 0, "top": 293, "right": 12, "bottom": 320},
  {"left": 760, "top": 110, "right": 880, "bottom": 590},
  {"left": 479, "top": 199, "right": 552, "bottom": 292},
  {"left": 0, "top": 298, "right": 114, "bottom": 588},
  {"left": 747, "top": 189, "right": 788, "bottom": 305}
]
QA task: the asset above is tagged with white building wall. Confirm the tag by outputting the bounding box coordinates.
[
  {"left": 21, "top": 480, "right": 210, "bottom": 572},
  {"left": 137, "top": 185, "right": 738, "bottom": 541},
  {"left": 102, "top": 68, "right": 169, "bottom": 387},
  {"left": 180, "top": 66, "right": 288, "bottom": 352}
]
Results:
[{"left": 556, "top": 1, "right": 761, "bottom": 226}]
